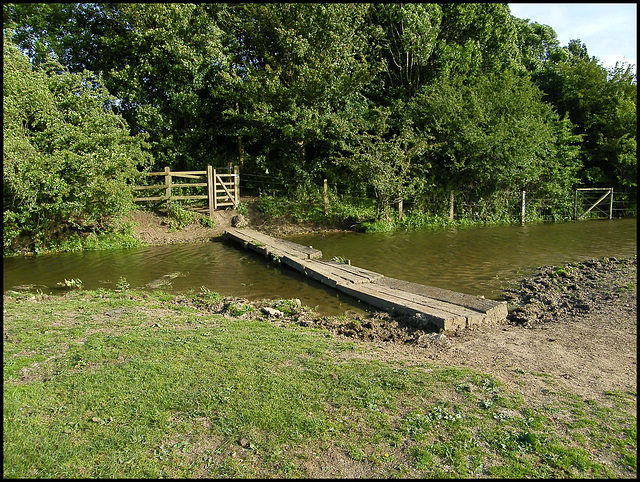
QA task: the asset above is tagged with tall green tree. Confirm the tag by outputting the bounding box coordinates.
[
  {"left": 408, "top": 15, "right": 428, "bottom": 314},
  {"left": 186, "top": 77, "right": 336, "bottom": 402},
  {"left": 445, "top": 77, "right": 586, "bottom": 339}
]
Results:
[
  {"left": 364, "top": 3, "right": 442, "bottom": 101},
  {"left": 535, "top": 51, "right": 637, "bottom": 191},
  {"left": 215, "top": 3, "right": 377, "bottom": 185},
  {"left": 431, "top": 3, "right": 523, "bottom": 81},
  {"left": 96, "top": 3, "right": 230, "bottom": 170},
  {"left": 3, "top": 35, "right": 152, "bottom": 253},
  {"left": 408, "top": 69, "right": 582, "bottom": 200}
]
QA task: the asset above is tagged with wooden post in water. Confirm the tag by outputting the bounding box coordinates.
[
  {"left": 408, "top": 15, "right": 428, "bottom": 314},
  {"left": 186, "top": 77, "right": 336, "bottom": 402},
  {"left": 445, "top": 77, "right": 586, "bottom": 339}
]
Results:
[
  {"left": 324, "top": 179, "right": 329, "bottom": 214},
  {"left": 609, "top": 188, "right": 614, "bottom": 219},
  {"left": 521, "top": 190, "right": 526, "bottom": 225},
  {"left": 398, "top": 199, "right": 403, "bottom": 219},
  {"left": 449, "top": 190, "right": 454, "bottom": 221},
  {"left": 207, "top": 165, "right": 215, "bottom": 218},
  {"left": 164, "top": 166, "right": 171, "bottom": 205}
]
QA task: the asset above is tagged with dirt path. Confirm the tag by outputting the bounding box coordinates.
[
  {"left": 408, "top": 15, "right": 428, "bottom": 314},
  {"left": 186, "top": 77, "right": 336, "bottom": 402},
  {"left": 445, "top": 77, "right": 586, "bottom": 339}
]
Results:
[{"left": 282, "top": 257, "right": 636, "bottom": 411}]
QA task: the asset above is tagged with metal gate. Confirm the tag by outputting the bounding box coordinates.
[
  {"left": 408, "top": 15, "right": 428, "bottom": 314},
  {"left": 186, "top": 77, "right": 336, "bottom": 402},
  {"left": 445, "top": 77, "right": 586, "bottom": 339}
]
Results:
[{"left": 574, "top": 188, "right": 613, "bottom": 220}]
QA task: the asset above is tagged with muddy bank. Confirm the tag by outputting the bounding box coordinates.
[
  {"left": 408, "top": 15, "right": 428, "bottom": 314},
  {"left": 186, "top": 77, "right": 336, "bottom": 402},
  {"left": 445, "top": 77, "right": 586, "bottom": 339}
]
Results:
[
  {"left": 502, "top": 256, "right": 637, "bottom": 326},
  {"left": 181, "top": 255, "right": 636, "bottom": 347}
]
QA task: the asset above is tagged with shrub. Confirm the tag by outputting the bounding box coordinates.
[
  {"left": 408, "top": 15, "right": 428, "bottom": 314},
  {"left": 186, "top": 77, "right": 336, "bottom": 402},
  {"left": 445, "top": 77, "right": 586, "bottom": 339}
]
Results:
[{"left": 3, "top": 36, "right": 153, "bottom": 254}]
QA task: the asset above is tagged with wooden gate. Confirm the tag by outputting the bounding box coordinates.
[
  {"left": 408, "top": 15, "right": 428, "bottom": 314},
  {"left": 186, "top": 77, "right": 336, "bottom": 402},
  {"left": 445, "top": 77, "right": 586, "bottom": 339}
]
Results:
[
  {"left": 574, "top": 188, "right": 613, "bottom": 220},
  {"left": 132, "top": 165, "right": 239, "bottom": 218}
]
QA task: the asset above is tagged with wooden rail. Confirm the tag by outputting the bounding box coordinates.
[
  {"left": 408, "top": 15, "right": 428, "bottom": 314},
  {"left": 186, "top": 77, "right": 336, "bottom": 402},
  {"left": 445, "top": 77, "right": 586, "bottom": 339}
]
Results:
[
  {"left": 224, "top": 227, "right": 508, "bottom": 331},
  {"left": 132, "top": 165, "right": 239, "bottom": 218}
]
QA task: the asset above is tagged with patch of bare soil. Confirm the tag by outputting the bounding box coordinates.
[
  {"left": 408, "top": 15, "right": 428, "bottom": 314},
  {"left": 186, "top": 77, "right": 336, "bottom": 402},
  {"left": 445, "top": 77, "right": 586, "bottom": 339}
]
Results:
[
  {"left": 303, "top": 256, "right": 637, "bottom": 409},
  {"left": 126, "top": 207, "right": 235, "bottom": 245},
  {"left": 127, "top": 197, "right": 334, "bottom": 246}
]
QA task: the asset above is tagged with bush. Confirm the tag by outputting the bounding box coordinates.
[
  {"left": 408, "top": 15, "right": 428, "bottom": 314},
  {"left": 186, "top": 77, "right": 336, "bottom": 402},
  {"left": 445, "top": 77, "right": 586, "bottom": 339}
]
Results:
[{"left": 3, "top": 35, "right": 153, "bottom": 254}]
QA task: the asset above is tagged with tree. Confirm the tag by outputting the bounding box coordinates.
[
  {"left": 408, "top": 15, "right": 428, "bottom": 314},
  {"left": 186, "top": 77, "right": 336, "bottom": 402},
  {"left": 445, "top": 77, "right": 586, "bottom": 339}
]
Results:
[
  {"left": 364, "top": 3, "right": 442, "bottom": 101},
  {"left": 535, "top": 53, "right": 637, "bottom": 191},
  {"left": 512, "top": 17, "right": 563, "bottom": 73},
  {"left": 408, "top": 69, "right": 581, "bottom": 200},
  {"left": 430, "top": 3, "right": 523, "bottom": 81},
  {"left": 216, "top": 3, "right": 375, "bottom": 185},
  {"left": 338, "top": 107, "right": 430, "bottom": 219},
  {"left": 3, "top": 35, "right": 152, "bottom": 253}
]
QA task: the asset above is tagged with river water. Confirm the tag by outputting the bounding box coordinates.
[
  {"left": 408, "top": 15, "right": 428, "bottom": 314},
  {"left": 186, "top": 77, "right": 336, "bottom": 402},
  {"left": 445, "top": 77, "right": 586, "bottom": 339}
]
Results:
[{"left": 3, "top": 218, "right": 636, "bottom": 316}]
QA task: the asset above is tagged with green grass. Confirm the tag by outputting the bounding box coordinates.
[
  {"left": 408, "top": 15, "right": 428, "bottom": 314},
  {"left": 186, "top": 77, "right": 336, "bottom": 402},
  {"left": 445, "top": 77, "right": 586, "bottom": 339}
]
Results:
[{"left": 3, "top": 289, "right": 637, "bottom": 478}]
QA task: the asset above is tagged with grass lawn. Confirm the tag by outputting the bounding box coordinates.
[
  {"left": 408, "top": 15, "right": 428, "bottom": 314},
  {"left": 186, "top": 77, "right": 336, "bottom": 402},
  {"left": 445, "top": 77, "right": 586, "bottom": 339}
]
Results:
[{"left": 3, "top": 289, "right": 636, "bottom": 478}]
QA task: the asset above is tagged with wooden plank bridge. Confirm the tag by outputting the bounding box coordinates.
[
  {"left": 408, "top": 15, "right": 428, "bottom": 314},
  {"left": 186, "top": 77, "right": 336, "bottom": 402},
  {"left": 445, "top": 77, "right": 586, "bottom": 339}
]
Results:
[{"left": 224, "top": 228, "right": 508, "bottom": 331}]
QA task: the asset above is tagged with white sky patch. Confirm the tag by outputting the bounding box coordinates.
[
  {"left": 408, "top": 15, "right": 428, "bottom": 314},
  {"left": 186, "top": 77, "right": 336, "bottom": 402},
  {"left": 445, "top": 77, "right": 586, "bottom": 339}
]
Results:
[{"left": 508, "top": 3, "right": 637, "bottom": 71}]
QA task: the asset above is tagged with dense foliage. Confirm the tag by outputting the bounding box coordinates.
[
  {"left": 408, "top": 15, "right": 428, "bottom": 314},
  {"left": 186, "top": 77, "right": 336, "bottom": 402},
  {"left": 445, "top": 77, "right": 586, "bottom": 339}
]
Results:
[
  {"left": 3, "top": 34, "right": 152, "bottom": 253},
  {"left": 3, "top": 3, "right": 636, "bottom": 251}
]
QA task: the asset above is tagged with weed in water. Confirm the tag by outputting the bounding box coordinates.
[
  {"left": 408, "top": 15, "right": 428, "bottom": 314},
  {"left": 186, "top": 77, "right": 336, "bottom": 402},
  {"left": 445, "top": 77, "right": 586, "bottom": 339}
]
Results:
[{"left": 56, "top": 278, "right": 84, "bottom": 289}]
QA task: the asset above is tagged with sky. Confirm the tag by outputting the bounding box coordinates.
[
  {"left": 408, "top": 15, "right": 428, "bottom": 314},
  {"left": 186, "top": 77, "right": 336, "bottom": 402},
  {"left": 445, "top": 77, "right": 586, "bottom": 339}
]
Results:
[{"left": 508, "top": 3, "right": 637, "bottom": 71}]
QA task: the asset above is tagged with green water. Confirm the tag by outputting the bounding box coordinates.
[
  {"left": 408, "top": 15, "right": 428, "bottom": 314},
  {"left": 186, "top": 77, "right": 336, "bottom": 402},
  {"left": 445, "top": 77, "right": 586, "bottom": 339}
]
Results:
[{"left": 3, "top": 218, "right": 636, "bottom": 316}]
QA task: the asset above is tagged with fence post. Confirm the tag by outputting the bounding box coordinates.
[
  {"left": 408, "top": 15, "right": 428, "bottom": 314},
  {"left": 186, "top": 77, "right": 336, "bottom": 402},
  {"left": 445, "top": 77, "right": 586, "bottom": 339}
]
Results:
[
  {"left": 212, "top": 168, "right": 217, "bottom": 210},
  {"left": 449, "top": 190, "right": 454, "bottom": 221},
  {"left": 324, "top": 179, "right": 329, "bottom": 214},
  {"left": 398, "top": 199, "right": 403, "bottom": 219},
  {"left": 234, "top": 165, "right": 240, "bottom": 207},
  {"left": 207, "top": 165, "right": 215, "bottom": 218},
  {"left": 574, "top": 190, "right": 578, "bottom": 220},
  {"left": 164, "top": 166, "right": 171, "bottom": 205},
  {"left": 521, "top": 190, "right": 526, "bottom": 225},
  {"left": 609, "top": 188, "right": 614, "bottom": 219}
]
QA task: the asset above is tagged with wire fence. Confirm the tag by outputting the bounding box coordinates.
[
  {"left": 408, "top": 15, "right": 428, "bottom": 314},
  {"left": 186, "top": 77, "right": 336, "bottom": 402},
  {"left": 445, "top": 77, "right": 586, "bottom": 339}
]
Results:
[{"left": 239, "top": 173, "right": 637, "bottom": 222}]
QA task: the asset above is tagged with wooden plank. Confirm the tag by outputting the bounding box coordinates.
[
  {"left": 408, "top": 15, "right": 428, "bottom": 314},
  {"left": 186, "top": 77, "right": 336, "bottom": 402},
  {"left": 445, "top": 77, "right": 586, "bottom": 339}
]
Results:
[
  {"left": 171, "top": 171, "right": 207, "bottom": 179},
  {"left": 165, "top": 167, "right": 171, "bottom": 202},
  {"left": 301, "top": 260, "right": 384, "bottom": 287},
  {"left": 131, "top": 184, "right": 166, "bottom": 191},
  {"left": 133, "top": 196, "right": 165, "bottom": 202},
  {"left": 225, "top": 228, "right": 322, "bottom": 259},
  {"left": 207, "top": 165, "right": 215, "bottom": 218},
  {"left": 233, "top": 166, "right": 240, "bottom": 206},
  {"left": 213, "top": 168, "right": 217, "bottom": 210},
  {"left": 171, "top": 182, "right": 208, "bottom": 188},
  {"left": 335, "top": 282, "right": 467, "bottom": 331},
  {"left": 373, "top": 278, "right": 507, "bottom": 325},
  {"left": 360, "top": 282, "right": 486, "bottom": 326},
  {"left": 171, "top": 195, "right": 208, "bottom": 201},
  {"left": 373, "top": 277, "right": 502, "bottom": 314}
]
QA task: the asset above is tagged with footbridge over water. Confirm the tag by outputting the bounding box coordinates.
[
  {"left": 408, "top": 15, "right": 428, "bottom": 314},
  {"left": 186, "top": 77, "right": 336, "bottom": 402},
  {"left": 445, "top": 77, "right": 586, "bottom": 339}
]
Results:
[{"left": 224, "top": 227, "right": 508, "bottom": 331}]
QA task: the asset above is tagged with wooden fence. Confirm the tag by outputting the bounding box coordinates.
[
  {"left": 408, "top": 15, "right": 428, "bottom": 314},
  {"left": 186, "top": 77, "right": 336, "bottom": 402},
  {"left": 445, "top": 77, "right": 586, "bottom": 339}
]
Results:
[{"left": 132, "top": 165, "right": 239, "bottom": 218}]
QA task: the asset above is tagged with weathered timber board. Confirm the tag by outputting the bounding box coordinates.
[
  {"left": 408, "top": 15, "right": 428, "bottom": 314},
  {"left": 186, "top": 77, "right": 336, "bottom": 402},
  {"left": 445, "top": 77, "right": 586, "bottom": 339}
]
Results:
[
  {"left": 340, "top": 280, "right": 488, "bottom": 326},
  {"left": 302, "top": 260, "right": 384, "bottom": 287},
  {"left": 335, "top": 282, "right": 468, "bottom": 331},
  {"left": 373, "top": 277, "right": 508, "bottom": 324},
  {"left": 224, "top": 228, "right": 322, "bottom": 259}
]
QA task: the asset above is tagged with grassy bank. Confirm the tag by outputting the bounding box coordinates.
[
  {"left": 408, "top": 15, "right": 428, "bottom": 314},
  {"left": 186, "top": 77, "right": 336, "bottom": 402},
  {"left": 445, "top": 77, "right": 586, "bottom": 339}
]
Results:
[{"left": 3, "top": 289, "right": 636, "bottom": 478}]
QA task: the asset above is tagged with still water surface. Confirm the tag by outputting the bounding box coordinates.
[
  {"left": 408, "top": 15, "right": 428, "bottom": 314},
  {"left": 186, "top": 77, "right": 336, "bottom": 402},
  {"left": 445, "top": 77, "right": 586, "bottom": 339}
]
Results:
[{"left": 3, "top": 218, "right": 636, "bottom": 316}]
